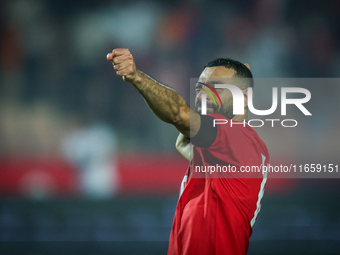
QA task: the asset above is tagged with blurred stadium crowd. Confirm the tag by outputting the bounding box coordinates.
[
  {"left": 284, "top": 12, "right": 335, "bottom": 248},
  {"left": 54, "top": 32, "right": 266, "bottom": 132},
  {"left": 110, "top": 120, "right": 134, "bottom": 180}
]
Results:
[
  {"left": 1, "top": 0, "right": 340, "bottom": 155},
  {"left": 1, "top": 1, "right": 340, "bottom": 253}
]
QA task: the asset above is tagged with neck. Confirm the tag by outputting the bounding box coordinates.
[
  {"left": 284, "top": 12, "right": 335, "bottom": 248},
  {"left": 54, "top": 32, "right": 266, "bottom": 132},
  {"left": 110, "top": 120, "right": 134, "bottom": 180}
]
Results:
[{"left": 232, "top": 111, "right": 248, "bottom": 122}]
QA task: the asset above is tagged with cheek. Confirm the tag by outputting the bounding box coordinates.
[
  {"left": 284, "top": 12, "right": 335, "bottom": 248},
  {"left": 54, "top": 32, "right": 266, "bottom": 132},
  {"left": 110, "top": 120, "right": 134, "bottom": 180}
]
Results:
[
  {"left": 220, "top": 94, "right": 235, "bottom": 112},
  {"left": 219, "top": 92, "right": 232, "bottom": 106}
]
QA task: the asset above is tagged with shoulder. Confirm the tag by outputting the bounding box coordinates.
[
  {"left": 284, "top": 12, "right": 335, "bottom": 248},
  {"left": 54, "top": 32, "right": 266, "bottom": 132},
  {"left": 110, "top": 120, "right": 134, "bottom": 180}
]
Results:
[
  {"left": 207, "top": 113, "right": 255, "bottom": 137},
  {"left": 206, "top": 113, "right": 267, "bottom": 151}
]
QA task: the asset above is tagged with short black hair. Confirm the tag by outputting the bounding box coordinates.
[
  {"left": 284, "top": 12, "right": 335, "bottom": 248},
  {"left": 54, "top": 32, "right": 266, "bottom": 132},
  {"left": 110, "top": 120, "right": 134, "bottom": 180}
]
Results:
[{"left": 204, "top": 58, "right": 253, "bottom": 88}]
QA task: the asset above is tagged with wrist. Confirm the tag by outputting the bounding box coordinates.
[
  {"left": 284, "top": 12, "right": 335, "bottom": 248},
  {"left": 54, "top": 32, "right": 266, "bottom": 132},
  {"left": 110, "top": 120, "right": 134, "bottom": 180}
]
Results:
[{"left": 131, "top": 70, "right": 143, "bottom": 85}]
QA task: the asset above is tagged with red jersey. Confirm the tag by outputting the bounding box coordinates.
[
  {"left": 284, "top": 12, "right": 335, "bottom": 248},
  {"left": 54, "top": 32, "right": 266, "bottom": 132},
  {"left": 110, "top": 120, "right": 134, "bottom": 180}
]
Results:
[{"left": 168, "top": 113, "right": 269, "bottom": 255}]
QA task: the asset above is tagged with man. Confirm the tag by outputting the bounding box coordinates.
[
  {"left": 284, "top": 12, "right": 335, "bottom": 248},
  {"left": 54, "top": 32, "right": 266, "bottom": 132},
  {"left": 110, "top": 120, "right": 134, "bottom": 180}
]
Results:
[{"left": 107, "top": 49, "right": 269, "bottom": 255}]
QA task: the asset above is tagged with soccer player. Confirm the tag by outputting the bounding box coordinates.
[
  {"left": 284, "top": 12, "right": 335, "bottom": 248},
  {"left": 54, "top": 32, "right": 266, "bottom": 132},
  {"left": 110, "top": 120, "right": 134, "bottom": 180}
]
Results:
[{"left": 107, "top": 49, "right": 269, "bottom": 255}]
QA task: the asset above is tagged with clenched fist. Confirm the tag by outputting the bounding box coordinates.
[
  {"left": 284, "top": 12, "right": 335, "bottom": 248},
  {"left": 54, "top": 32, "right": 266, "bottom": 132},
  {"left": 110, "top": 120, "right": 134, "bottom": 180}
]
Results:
[{"left": 106, "top": 48, "right": 139, "bottom": 84}]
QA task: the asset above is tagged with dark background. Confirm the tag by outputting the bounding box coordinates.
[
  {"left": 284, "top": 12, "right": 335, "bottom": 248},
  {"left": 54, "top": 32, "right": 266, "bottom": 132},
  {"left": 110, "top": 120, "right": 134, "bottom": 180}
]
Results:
[{"left": 1, "top": 0, "right": 340, "bottom": 254}]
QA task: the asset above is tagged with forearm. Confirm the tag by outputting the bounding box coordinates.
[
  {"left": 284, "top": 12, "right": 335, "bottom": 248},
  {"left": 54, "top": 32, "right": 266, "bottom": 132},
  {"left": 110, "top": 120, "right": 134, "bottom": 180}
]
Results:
[
  {"left": 132, "top": 70, "right": 189, "bottom": 125},
  {"left": 176, "top": 133, "right": 192, "bottom": 161}
]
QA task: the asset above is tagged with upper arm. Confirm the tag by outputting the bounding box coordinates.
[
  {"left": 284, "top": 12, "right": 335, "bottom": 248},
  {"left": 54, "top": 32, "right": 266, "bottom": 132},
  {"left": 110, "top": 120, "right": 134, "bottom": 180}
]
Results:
[
  {"left": 174, "top": 107, "right": 201, "bottom": 138},
  {"left": 175, "top": 107, "right": 218, "bottom": 148}
]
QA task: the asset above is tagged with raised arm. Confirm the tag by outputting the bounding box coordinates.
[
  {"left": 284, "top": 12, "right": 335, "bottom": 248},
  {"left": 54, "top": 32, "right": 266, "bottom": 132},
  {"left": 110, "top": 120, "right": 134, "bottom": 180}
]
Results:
[{"left": 107, "top": 48, "right": 200, "bottom": 138}]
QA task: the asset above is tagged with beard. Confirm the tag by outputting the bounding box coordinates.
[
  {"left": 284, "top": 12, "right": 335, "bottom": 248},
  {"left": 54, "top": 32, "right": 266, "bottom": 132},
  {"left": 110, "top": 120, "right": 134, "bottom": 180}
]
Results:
[
  {"left": 195, "top": 101, "right": 235, "bottom": 120},
  {"left": 195, "top": 101, "right": 218, "bottom": 114}
]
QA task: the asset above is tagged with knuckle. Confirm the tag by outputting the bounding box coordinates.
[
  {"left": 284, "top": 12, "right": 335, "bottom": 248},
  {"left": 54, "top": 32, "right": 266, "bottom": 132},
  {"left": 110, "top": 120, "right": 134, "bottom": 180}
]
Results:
[{"left": 113, "top": 48, "right": 122, "bottom": 55}]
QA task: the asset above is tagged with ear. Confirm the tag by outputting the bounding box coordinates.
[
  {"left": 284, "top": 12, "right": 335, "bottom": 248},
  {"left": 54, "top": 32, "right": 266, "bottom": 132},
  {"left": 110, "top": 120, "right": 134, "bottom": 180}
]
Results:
[
  {"left": 244, "top": 63, "right": 250, "bottom": 70},
  {"left": 242, "top": 88, "right": 248, "bottom": 107}
]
